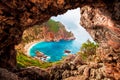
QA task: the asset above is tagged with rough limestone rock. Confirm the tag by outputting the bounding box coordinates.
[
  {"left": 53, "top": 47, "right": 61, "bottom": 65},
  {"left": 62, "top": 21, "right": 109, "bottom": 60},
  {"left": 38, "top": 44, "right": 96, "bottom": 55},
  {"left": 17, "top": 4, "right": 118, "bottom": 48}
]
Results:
[
  {"left": 80, "top": 1, "right": 120, "bottom": 79},
  {"left": 0, "top": 0, "right": 120, "bottom": 80},
  {"left": 0, "top": 68, "right": 20, "bottom": 80},
  {"left": 49, "top": 59, "right": 107, "bottom": 80},
  {"left": 0, "top": 67, "right": 50, "bottom": 80},
  {"left": 15, "top": 67, "right": 50, "bottom": 80}
]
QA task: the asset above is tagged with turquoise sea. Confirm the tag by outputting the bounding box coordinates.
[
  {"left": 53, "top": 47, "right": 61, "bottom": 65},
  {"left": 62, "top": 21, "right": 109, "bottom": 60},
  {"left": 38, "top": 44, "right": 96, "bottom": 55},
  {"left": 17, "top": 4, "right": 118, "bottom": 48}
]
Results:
[
  {"left": 29, "top": 21, "right": 93, "bottom": 62},
  {"left": 30, "top": 39, "right": 81, "bottom": 62},
  {"left": 29, "top": 20, "right": 93, "bottom": 62}
]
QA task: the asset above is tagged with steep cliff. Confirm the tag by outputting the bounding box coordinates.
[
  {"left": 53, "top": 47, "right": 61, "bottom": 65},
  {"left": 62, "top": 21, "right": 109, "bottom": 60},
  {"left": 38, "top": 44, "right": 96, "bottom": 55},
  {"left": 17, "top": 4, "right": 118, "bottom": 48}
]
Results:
[
  {"left": 22, "top": 19, "right": 74, "bottom": 42},
  {"left": 0, "top": 0, "right": 120, "bottom": 80}
]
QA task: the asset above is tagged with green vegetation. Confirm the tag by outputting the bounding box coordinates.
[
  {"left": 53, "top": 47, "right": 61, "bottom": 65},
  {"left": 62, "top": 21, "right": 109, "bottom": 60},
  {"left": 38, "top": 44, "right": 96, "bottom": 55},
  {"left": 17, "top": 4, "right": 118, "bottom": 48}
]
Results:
[
  {"left": 78, "top": 40, "right": 98, "bottom": 61},
  {"left": 17, "top": 51, "right": 62, "bottom": 68},
  {"left": 17, "top": 40, "right": 98, "bottom": 69},
  {"left": 47, "top": 19, "right": 59, "bottom": 33},
  {"left": 21, "top": 19, "right": 67, "bottom": 43}
]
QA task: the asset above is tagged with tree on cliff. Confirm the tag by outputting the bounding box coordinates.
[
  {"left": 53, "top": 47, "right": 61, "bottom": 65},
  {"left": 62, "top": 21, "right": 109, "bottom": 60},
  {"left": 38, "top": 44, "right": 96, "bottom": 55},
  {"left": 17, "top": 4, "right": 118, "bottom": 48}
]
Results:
[{"left": 78, "top": 40, "right": 98, "bottom": 60}]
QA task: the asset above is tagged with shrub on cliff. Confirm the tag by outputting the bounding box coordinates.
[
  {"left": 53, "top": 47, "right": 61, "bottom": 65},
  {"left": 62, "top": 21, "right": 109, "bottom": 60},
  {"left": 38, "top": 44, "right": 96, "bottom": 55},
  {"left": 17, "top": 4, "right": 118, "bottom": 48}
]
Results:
[
  {"left": 47, "top": 19, "right": 59, "bottom": 33},
  {"left": 78, "top": 40, "right": 98, "bottom": 61}
]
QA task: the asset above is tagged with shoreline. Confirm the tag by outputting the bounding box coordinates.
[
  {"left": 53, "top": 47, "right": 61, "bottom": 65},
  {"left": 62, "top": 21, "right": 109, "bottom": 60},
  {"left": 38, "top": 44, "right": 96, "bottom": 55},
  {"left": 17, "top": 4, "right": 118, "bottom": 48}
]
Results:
[
  {"left": 24, "top": 40, "right": 44, "bottom": 56},
  {"left": 24, "top": 39, "right": 76, "bottom": 60}
]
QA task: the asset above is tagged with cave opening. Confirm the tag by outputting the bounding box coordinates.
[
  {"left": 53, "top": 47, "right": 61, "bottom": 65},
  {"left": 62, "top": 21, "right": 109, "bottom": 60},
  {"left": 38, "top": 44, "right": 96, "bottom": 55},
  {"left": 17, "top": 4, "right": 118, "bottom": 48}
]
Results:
[
  {"left": 0, "top": 0, "right": 120, "bottom": 79},
  {"left": 16, "top": 8, "right": 95, "bottom": 65}
]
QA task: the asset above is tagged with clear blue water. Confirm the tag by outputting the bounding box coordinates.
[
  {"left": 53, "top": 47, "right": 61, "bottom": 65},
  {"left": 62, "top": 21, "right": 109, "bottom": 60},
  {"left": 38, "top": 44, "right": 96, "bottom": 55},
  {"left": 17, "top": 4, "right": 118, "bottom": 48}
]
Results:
[{"left": 30, "top": 39, "right": 82, "bottom": 62}]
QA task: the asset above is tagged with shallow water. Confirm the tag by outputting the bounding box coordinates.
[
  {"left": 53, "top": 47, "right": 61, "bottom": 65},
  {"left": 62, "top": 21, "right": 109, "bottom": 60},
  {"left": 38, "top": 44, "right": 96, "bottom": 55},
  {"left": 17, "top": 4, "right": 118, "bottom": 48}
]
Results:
[{"left": 30, "top": 39, "right": 81, "bottom": 62}]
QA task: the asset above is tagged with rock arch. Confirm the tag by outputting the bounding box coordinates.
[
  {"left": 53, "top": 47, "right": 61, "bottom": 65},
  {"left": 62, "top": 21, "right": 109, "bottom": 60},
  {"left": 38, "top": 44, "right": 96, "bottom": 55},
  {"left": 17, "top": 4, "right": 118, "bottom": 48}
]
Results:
[{"left": 0, "top": 0, "right": 120, "bottom": 79}]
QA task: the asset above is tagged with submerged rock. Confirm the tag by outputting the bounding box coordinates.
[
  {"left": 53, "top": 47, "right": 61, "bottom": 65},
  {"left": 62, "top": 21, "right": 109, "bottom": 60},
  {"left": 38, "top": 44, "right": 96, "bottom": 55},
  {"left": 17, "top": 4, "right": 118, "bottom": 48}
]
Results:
[
  {"left": 64, "top": 50, "right": 71, "bottom": 54},
  {"left": 35, "top": 51, "right": 44, "bottom": 57}
]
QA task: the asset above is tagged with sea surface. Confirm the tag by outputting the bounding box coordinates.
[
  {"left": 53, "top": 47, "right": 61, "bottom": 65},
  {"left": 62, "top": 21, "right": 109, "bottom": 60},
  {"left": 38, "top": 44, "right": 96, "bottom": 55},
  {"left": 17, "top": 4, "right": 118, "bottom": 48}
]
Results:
[{"left": 30, "top": 39, "right": 81, "bottom": 62}]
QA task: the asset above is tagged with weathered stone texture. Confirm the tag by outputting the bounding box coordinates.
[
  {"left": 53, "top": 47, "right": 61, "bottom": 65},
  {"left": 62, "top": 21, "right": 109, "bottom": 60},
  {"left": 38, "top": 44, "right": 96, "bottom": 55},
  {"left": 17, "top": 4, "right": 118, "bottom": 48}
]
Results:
[
  {"left": 0, "top": 0, "right": 120, "bottom": 80},
  {"left": 80, "top": 1, "right": 120, "bottom": 79}
]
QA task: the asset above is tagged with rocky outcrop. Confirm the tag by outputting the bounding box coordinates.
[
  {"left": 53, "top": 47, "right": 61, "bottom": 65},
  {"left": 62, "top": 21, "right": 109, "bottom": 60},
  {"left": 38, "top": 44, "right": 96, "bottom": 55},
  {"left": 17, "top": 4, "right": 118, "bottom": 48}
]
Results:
[
  {"left": 22, "top": 19, "right": 75, "bottom": 42},
  {"left": 0, "top": 67, "right": 50, "bottom": 80},
  {"left": 80, "top": 1, "right": 120, "bottom": 79},
  {"left": 0, "top": 0, "right": 120, "bottom": 80},
  {"left": 0, "top": 68, "right": 20, "bottom": 80},
  {"left": 42, "top": 21, "right": 75, "bottom": 41},
  {"left": 0, "top": 54, "right": 113, "bottom": 80},
  {"left": 49, "top": 55, "right": 107, "bottom": 80},
  {"left": 15, "top": 67, "right": 50, "bottom": 80}
]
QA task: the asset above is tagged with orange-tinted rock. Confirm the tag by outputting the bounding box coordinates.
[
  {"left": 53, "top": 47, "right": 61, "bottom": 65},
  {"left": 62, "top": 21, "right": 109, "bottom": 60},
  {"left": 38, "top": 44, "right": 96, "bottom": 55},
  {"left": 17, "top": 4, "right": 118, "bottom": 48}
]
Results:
[
  {"left": 0, "top": 0, "right": 120, "bottom": 80},
  {"left": 80, "top": 1, "right": 120, "bottom": 79}
]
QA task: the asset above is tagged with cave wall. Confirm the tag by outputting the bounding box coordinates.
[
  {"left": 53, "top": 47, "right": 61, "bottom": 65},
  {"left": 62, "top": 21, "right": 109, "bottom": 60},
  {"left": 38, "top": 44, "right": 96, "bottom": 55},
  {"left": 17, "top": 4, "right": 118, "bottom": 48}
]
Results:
[
  {"left": 80, "top": 1, "right": 120, "bottom": 79},
  {"left": 0, "top": 0, "right": 120, "bottom": 79}
]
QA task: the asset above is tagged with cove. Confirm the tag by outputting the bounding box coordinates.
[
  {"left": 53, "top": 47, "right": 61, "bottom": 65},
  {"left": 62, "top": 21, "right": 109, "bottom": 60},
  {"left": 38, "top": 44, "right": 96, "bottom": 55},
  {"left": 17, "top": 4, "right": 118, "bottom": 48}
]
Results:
[
  {"left": 29, "top": 8, "right": 93, "bottom": 62},
  {"left": 30, "top": 39, "right": 81, "bottom": 62}
]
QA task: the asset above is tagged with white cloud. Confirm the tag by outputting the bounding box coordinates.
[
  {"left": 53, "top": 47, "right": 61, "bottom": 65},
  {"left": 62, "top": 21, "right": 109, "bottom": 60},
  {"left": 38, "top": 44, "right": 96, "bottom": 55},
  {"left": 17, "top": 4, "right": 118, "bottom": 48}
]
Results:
[
  {"left": 51, "top": 8, "right": 93, "bottom": 43},
  {"left": 52, "top": 8, "right": 80, "bottom": 23}
]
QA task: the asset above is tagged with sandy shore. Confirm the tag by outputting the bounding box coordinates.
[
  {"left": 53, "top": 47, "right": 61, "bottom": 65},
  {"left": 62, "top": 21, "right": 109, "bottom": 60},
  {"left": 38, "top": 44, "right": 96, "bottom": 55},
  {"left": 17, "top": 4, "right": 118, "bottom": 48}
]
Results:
[{"left": 24, "top": 40, "right": 43, "bottom": 56}]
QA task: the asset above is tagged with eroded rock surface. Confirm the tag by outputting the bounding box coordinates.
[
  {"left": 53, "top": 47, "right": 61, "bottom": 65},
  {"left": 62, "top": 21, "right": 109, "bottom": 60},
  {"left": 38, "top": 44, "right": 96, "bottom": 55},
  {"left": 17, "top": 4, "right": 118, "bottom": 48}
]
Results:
[
  {"left": 80, "top": 1, "right": 120, "bottom": 79},
  {"left": 0, "top": 0, "right": 120, "bottom": 80},
  {"left": 49, "top": 55, "right": 106, "bottom": 80},
  {"left": 0, "top": 67, "right": 50, "bottom": 80},
  {"left": 0, "top": 68, "right": 20, "bottom": 80}
]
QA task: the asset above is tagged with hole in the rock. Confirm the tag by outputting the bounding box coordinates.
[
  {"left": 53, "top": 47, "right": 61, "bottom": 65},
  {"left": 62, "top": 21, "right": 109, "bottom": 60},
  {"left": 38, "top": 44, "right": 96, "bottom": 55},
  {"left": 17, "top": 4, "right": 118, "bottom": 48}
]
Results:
[{"left": 16, "top": 8, "right": 96, "bottom": 68}]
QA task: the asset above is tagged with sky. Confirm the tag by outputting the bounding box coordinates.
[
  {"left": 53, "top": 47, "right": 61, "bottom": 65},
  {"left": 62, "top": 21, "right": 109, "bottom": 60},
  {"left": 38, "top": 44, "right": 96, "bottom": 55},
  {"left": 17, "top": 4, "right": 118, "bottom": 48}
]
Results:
[{"left": 51, "top": 8, "right": 93, "bottom": 43}]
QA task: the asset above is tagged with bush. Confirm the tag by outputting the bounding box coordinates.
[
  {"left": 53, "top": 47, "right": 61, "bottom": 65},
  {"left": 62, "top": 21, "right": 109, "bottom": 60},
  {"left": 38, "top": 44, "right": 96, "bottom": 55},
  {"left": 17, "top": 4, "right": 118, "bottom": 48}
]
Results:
[{"left": 78, "top": 40, "right": 98, "bottom": 61}]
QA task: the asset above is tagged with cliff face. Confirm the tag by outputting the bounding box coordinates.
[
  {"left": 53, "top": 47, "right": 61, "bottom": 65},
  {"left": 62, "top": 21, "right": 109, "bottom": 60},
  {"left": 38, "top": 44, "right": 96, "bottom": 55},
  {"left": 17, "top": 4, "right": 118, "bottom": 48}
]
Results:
[
  {"left": 22, "top": 19, "right": 74, "bottom": 42},
  {"left": 0, "top": 0, "right": 120, "bottom": 80},
  {"left": 42, "top": 20, "right": 75, "bottom": 41}
]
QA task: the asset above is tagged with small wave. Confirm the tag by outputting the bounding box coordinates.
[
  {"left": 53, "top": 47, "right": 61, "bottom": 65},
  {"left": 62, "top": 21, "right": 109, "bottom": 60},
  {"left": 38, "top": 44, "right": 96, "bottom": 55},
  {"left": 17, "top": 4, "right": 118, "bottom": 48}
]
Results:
[
  {"left": 46, "top": 56, "right": 51, "bottom": 60},
  {"left": 64, "top": 53, "right": 69, "bottom": 55},
  {"left": 40, "top": 55, "right": 51, "bottom": 62}
]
